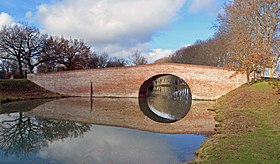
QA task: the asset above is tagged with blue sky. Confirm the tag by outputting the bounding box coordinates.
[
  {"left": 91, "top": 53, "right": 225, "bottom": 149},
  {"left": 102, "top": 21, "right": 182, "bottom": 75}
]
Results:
[{"left": 0, "top": 0, "right": 227, "bottom": 62}]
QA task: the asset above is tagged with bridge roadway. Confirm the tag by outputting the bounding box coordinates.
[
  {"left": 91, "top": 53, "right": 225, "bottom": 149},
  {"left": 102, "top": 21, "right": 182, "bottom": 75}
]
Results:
[{"left": 27, "top": 63, "right": 247, "bottom": 100}]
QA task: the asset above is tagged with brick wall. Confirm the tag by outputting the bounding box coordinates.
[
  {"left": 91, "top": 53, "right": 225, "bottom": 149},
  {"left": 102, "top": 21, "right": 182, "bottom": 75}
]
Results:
[{"left": 27, "top": 63, "right": 247, "bottom": 100}]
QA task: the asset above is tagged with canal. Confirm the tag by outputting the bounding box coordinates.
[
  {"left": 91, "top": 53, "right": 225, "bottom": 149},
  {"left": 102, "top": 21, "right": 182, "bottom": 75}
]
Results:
[{"left": 0, "top": 97, "right": 215, "bottom": 163}]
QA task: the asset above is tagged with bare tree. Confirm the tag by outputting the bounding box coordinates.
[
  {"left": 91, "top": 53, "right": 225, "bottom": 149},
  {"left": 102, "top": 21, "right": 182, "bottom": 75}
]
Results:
[
  {"left": 87, "top": 52, "right": 109, "bottom": 69},
  {"left": 0, "top": 24, "right": 26, "bottom": 77},
  {"left": 131, "top": 50, "right": 147, "bottom": 65},
  {"left": 170, "top": 36, "right": 228, "bottom": 67},
  {"left": 106, "top": 57, "right": 127, "bottom": 67},
  {"left": 36, "top": 58, "right": 58, "bottom": 73},
  {"left": 0, "top": 59, "right": 18, "bottom": 78},
  {"left": 0, "top": 24, "right": 49, "bottom": 77},
  {"left": 215, "top": 0, "right": 280, "bottom": 83},
  {"left": 22, "top": 27, "right": 49, "bottom": 73},
  {"left": 44, "top": 37, "right": 90, "bottom": 71}
]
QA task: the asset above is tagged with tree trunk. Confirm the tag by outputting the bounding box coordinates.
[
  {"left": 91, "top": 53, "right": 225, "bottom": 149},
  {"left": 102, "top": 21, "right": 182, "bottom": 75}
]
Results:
[
  {"left": 246, "top": 68, "right": 250, "bottom": 85},
  {"left": 18, "top": 59, "right": 23, "bottom": 78}
]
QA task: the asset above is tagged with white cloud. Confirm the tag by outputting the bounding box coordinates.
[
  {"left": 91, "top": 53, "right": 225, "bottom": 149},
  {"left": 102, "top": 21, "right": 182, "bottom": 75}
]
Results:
[
  {"left": 0, "top": 12, "right": 14, "bottom": 28},
  {"left": 188, "top": 0, "right": 218, "bottom": 14},
  {"left": 34, "top": 0, "right": 186, "bottom": 57},
  {"left": 145, "top": 49, "right": 175, "bottom": 63},
  {"left": 39, "top": 125, "right": 177, "bottom": 163},
  {"left": 25, "top": 11, "right": 33, "bottom": 19},
  {"left": 100, "top": 42, "right": 150, "bottom": 58}
]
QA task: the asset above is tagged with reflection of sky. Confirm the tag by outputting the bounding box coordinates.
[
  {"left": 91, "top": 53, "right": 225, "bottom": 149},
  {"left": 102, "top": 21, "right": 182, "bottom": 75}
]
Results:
[
  {"left": 147, "top": 101, "right": 177, "bottom": 120},
  {"left": 0, "top": 114, "right": 206, "bottom": 164},
  {"left": 37, "top": 125, "right": 205, "bottom": 164},
  {"left": 0, "top": 98, "right": 208, "bottom": 164},
  {"left": 147, "top": 86, "right": 191, "bottom": 120}
]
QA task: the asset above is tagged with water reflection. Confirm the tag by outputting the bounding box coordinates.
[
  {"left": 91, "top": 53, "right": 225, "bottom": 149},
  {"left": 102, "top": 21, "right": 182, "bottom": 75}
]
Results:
[
  {"left": 0, "top": 98, "right": 215, "bottom": 163},
  {"left": 143, "top": 86, "right": 191, "bottom": 123},
  {"left": 0, "top": 112, "right": 206, "bottom": 163},
  {"left": 0, "top": 99, "right": 51, "bottom": 114},
  {"left": 28, "top": 97, "right": 215, "bottom": 134},
  {"left": 0, "top": 112, "right": 90, "bottom": 160},
  {"left": 140, "top": 75, "right": 192, "bottom": 122},
  {"left": 38, "top": 126, "right": 206, "bottom": 164}
]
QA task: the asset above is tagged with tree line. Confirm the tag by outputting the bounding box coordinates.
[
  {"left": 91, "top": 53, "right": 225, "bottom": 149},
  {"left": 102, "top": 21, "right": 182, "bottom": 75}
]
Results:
[
  {"left": 169, "top": 0, "right": 279, "bottom": 83},
  {"left": 0, "top": 24, "right": 147, "bottom": 78}
]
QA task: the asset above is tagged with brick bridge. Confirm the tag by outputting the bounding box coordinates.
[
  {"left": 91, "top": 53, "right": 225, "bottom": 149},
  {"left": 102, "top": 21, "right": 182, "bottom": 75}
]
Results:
[{"left": 27, "top": 63, "right": 247, "bottom": 100}]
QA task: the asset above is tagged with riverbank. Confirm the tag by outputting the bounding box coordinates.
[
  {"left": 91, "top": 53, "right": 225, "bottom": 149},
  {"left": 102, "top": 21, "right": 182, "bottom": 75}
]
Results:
[
  {"left": 193, "top": 80, "right": 280, "bottom": 163},
  {"left": 0, "top": 79, "right": 64, "bottom": 103}
]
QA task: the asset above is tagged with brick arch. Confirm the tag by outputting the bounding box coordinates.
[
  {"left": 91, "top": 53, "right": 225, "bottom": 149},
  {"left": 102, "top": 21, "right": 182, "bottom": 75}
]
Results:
[
  {"left": 138, "top": 74, "right": 192, "bottom": 98},
  {"left": 139, "top": 74, "right": 168, "bottom": 98},
  {"left": 138, "top": 74, "right": 192, "bottom": 123},
  {"left": 27, "top": 63, "right": 247, "bottom": 100}
]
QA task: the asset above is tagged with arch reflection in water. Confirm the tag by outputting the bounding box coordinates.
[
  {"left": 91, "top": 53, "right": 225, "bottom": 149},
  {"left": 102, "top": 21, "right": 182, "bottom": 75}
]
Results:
[
  {"left": 139, "top": 75, "right": 192, "bottom": 123},
  {"left": 0, "top": 98, "right": 215, "bottom": 163}
]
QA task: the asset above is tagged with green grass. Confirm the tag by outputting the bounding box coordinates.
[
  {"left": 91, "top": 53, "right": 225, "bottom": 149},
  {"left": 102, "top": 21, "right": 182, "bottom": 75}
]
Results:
[
  {"left": 251, "top": 81, "right": 273, "bottom": 91},
  {"left": 192, "top": 80, "right": 280, "bottom": 163}
]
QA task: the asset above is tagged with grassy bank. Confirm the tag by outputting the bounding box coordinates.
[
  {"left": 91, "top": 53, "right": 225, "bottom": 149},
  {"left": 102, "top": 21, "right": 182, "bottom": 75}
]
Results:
[
  {"left": 0, "top": 79, "right": 64, "bottom": 103},
  {"left": 193, "top": 80, "right": 280, "bottom": 163}
]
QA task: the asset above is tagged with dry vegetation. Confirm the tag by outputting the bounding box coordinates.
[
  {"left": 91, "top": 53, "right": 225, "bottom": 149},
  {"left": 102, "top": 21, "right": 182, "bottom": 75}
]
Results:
[
  {"left": 0, "top": 79, "right": 64, "bottom": 103},
  {"left": 193, "top": 80, "right": 280, "bottom": 163}
]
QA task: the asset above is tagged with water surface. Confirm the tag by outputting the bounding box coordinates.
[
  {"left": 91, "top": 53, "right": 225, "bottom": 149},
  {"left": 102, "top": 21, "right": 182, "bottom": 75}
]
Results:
[{"left": 0, "top": 98, "right": 215, "bottom": 163}]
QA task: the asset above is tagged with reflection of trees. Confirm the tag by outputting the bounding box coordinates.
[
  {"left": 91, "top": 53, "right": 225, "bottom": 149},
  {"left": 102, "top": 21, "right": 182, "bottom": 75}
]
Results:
[
  {"left": 146, "top": 75, "right": 192, "bottom": 121},
  {"left": 153, "top": 75, "right": 185, "bottom": 86},
  {"left": 147, "top": 86, "right": 191, "bottom": 119},
  {"left": 40, "top": 120, "right": 90, "bottom": 141},
  {"left": 152, "top": 86, "right": 190, "bottom": 99},
  {"left": 0, "top": 112, "right": 46, "bottom": 159},
  {"left": 0, "top": 112, "right": 90, "bottom": 159},
  {"left": 148, "top": 94, "right": 187, "bottom": 118}
]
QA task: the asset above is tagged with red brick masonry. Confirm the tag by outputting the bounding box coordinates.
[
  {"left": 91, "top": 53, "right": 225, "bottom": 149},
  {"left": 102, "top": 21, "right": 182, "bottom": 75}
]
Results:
[{"left": 27, "top": 63, "right": 247, "bottom": 100}]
